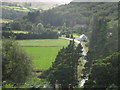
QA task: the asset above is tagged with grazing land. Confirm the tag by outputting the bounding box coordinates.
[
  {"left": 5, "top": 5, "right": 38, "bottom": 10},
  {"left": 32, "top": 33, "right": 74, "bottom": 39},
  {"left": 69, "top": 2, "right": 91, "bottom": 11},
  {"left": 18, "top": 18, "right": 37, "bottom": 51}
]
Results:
[
  {"left": 23, "top": 47, "right": 62, "bottom": 70},
  {"left": 18, "top": 39, "right": 69, "bottom": 47},
  {"left": 12, "top": 30, "right": 28, "bottom": 34},
  {"left": 73, "top": 34, "right": 80, "bottom": 38},
  {"left": 2, "top": 6, "right": 30, "bottom": 12},
  {"left": 17, "top": 39, "right": 69, "bottom": 70}
]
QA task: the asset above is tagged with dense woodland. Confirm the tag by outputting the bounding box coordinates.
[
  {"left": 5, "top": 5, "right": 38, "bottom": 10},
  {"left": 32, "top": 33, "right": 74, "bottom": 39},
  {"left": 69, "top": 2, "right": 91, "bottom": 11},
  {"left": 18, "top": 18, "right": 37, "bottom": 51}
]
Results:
[
  {"left": 83, "top": 16, "right": 119, "bottom": 89},
  {"left": 2, "top": 2, "right": 118, "bottom": 37},
  {"left": 21, "top": 2, "right": 118, "bottom": 37},
  {"left": 1, "top": 1, "right": 120, "bottom": 89},
  {"left": 2, "top": 2, "right": 118, "bottom": 39}
]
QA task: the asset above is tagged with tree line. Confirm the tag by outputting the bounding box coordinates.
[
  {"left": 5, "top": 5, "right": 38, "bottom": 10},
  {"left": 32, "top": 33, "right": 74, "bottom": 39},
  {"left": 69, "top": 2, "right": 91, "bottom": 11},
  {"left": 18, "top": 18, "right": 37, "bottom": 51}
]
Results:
[
  {"left": 2, "top": 22, "right": 58, "bottom": 39},
  {"left": 83, "top": 15, "right": 119, "bottom": 89}
]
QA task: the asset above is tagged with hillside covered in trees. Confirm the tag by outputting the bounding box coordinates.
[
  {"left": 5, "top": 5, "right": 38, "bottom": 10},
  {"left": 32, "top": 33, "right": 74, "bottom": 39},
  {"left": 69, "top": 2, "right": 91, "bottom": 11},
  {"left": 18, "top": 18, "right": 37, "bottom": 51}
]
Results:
[
  {"left": 4, "top": 2, "right": 117, "bottom": 38},
  {"left": 2, "top": 1, "right": 119, "bottom": 89},
  {"left": 23, "top": 2, "right": 117, "bottom": 26},
  {"left": 83, "top": 16, "right": 119, "bottom": 89}
]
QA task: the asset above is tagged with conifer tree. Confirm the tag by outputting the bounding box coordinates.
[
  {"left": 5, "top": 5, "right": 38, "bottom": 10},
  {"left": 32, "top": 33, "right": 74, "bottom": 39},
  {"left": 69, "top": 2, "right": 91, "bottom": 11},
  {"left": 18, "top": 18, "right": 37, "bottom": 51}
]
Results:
[
  {"left": 44, "top": 40, "right": 83, "bottom": 89},
  {"left": 84, "top": 16, "right": 119, "bottom": 88},
  {"left": 85, "top": 16, "right": 108, "bottom": 74}
]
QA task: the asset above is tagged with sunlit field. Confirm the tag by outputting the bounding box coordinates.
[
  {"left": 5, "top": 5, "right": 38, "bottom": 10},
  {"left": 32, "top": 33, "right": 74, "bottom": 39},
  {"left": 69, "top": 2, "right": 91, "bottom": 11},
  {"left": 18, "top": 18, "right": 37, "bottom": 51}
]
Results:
[{"left": 18, "top": 39, "right": 69, "bottom": 70}]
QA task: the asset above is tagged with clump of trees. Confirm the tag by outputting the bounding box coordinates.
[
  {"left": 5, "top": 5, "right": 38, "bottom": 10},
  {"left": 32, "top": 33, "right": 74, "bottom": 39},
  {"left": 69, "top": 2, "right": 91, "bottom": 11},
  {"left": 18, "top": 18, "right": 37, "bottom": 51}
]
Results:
[
  {"left": 2, "top": 8, "right": 28, "bottom": 20},
  {"left": 22, "top": 3, "right": 117, "bottom": 27},
  {"left": 2, "top": 37, "right": 32, "bottom": 85},
  {"left": 2, "top": 31, "right": 58, "bottom": 40},
  {"left": 83, "top": 16, "right": 119, "bottom": 89},
  {"left": 84, "top": 16, "right": 118, "bottom": 75},
  {"left": 2, "top": 22, "right": 58, "bottom": 40},
  {"left": 84, "top": 51, "right": 120, "bottom": 89},
  {"left": 40, "top": 40, "right": 83, "bottom": 89}
]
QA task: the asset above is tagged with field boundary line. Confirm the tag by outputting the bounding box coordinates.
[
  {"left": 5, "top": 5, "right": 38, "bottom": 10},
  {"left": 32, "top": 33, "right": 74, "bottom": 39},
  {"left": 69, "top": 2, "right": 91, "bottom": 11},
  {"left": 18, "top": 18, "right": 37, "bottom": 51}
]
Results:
[{"left": 21, "top": 45, "right": 64, "bottom": 47}]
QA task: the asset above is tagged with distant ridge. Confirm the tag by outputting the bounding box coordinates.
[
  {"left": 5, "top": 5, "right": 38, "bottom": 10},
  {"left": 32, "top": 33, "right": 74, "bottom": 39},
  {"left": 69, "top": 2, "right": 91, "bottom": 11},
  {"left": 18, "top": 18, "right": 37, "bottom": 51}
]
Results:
[
  {"left": 2, "top": 0, "right": 72, "bottom": 4},
  {"left": 72, "top": 0, "right": 119, "bottom": 2}
]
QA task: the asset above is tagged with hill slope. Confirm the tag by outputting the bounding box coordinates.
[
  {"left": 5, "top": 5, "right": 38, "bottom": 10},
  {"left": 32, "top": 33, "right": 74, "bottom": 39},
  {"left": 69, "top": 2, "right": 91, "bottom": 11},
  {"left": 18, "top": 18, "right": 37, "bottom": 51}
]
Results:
[
  {"left": 2, "top": 2, "right": 59, "bottom": 20},
  {"left": 23, "top": 2, "right": 118, "bottom": 27}
]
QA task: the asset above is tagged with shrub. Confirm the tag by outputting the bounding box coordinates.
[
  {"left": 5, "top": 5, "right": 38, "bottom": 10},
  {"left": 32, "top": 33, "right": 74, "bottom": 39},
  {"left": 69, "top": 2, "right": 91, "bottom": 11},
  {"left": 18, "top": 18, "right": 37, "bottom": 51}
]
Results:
[{"left": 2, "top": 37, "right": 32, "bottom": 85}]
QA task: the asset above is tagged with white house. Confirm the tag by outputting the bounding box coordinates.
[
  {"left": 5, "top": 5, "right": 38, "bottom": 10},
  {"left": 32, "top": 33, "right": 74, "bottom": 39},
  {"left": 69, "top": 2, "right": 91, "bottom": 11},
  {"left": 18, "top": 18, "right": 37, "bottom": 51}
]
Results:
[{"left": 76, "top": 34, "right": 87, "bottom": 41}]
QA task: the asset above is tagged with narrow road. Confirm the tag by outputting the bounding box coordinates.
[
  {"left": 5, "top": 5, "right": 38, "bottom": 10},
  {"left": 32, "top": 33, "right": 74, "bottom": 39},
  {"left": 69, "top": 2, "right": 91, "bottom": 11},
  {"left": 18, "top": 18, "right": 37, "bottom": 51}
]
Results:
[
  {"left": 59, "top": 37, "right": 87, "bottom": 56},
  {"left": 59, "top": 37, "right": 88, "bottom": 87}
]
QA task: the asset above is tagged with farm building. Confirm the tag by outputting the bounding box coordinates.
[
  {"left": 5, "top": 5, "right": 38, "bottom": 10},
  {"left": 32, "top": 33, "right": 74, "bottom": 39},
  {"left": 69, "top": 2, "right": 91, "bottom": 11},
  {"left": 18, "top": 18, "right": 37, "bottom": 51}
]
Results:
[{"left": 76, "top": 34, "right": 87, "bottom": 41}]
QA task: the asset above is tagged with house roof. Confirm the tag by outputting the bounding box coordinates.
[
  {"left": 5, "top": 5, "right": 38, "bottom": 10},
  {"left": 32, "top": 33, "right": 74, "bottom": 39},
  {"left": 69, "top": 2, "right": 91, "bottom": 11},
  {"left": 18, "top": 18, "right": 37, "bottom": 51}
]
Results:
[{"left": 80, "top": 34, "right": 87, "bottom": 39}]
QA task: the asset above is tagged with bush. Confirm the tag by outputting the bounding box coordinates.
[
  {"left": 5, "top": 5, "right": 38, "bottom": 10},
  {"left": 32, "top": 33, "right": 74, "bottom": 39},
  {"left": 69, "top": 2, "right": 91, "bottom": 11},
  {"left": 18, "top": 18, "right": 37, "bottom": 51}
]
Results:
[{"left": 2, "top": 37, "right": 32, "bottom": 85}]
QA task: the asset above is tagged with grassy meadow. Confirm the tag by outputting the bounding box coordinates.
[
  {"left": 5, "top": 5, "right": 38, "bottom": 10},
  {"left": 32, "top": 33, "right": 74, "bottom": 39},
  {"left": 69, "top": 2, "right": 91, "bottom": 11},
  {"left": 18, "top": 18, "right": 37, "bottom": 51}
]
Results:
[
  {"left": 2, "top": 6, "right": 30, "bottom": 12},
  {"left": 17, "top": 39, "right": 69, "bottom": 70},
  {"left": 73, "top": 34, "right": 80, "bottom": 38},
  {"left": 12, "top": 30, "right": 28, "bottom": 34},
  {"left": 23, "top": 47, "right": 62, "bottom": 70},
  {"left": 18, "top": 39, "right": 69, "bottom": 46}
]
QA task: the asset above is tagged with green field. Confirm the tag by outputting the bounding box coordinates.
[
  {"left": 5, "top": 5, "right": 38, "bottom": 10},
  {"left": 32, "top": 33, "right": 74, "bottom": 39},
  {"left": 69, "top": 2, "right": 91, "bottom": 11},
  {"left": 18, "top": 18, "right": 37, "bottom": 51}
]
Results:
[
  {"left": 3, "top": 31, "right": 28, "bottom": 34},
  {"left": 12, "top": 31, "right": 28, "bottom": 34},
  {"left": 73, "top": 34, "right": 80, "bottom": 38},
  {"left": 23, "top": 47, "right": 62, "bottom": 70},
  {"left": 18, "top": 39, "right": 69, "bottom": 47},
  {"left": 2, "top": 6, "right": 30, "bottom": 12},
  {"left": 18, "top": 39, "right": 69, "bottom": 70}
]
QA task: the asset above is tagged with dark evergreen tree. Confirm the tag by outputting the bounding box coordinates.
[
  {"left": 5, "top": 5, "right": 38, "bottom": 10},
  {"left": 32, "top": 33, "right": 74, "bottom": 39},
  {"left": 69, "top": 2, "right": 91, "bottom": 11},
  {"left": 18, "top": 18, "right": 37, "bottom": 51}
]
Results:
[
  {"left": 84, "top": 16, "right": 118, "bottom": 89},
  {"left": 84, "top": 51, "right": 120, "bottom": 89},
  {"left": 118, "top": 1, "right": 120, "bottom": 51},
  {"left": 71, "top": 34, "right": 73, "bottom": 38},
  {"left": 84, "top": 17, "right": 109, "bottom": 74},
  {"left": 42, "top": 40, "right": 83, "bottom": 89}
]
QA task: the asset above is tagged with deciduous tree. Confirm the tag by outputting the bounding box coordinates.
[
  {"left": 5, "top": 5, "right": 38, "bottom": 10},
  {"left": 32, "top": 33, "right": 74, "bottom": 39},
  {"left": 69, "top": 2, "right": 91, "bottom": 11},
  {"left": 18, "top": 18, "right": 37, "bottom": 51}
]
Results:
[{"left": 2, "top": 38, "right": 32, "bottom": 85}]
